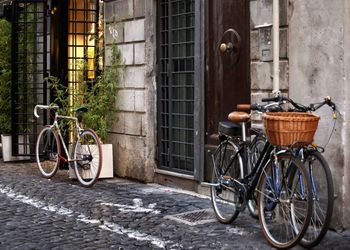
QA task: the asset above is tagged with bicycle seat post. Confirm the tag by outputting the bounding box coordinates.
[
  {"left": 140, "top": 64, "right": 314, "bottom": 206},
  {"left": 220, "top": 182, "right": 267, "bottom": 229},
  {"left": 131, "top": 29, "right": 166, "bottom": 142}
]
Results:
[{"left": 241, "top": 121, "right": 246, "bottom": 142}]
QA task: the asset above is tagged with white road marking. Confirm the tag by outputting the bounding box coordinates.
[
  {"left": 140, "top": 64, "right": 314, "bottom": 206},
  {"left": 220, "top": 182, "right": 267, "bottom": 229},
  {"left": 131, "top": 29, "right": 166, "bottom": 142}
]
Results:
[
  {"left": 227, "top": 227, "right": 247, "bottom": 236},
  {"left": 99, "top": 198, "right": 160, "bottom": 214},
  {"left": 0, "top": 185, "right": 169, "bottom": 249}
]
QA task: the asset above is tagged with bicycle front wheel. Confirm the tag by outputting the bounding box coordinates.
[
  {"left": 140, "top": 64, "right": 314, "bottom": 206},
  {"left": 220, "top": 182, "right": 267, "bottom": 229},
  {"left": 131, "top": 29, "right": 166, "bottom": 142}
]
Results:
[
  {"left": 36, "top": 126, "right": 60, "bottom": 178},
  {"left": 247, "top": 134, "right": 266, "bottom": 219},
  {"left": 73, "top": 129, "right": 102, "bottom": 187},
  {"left": 257, "top": 153, "right": 312, "bottom": 249},
  {"left": 210, "top": 140, "right": 244, "bottom": 224},
  {"left": 300, "top": 150, "right": 334, "bottom": 248}
]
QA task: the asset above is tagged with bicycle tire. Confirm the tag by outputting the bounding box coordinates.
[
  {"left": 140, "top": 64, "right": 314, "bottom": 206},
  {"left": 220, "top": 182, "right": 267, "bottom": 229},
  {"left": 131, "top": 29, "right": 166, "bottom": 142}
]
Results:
[
  {"left": 247, "top": 134, "right": 266, "bottom": 219},
  {"left": 257, "top": 153, "right": 312, "bottom": 249},
  {"left": 73, "top": 129, "right": 102, "bottom": 187},
  {"left": 35, "top": 126, "right": 60, "bottom": 178},
  {"left": 299, "top": 150, "right": 334, "bottom": 248},
  {"left": 210, "top": 139, "right": 244, "bottom": 224}
]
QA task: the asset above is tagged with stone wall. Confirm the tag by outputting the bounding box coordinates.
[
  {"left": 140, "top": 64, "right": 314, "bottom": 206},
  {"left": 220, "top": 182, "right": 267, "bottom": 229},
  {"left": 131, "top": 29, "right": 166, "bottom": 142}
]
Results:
[
  {"left": 250, "top": 0, "right": 350, "bottom": 229},
  {"left": 250, "top": 0, "right": 349, "bottom": 230},
  {"left": 250, "top": 0, "right": 289, "bottom": 107},
  {"left": 289, "top": 0, "right": 349, "bottom": 230},
  {"left": 103, "top": 0, "right": 156, "bottom": 182},
  {"left": 344, "top": 0, "right": 350, "bottom": 230}
]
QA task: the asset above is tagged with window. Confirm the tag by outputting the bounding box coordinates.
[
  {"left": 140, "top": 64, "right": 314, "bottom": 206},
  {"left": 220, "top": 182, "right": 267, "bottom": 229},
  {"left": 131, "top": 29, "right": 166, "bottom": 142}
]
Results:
[{"left": 157, "top": 0, "right": 195, "bottom": 174}]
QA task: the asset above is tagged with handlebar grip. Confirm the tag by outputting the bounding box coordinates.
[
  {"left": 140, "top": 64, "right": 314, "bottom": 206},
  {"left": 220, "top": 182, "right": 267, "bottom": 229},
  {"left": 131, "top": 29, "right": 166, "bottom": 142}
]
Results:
[
  {"left": 250, "top": 103, "right": 260, "bottom": 111},
  {"left": 34, "top": 106, "right": 39, "bottom": 118},
  {"left": 236, "top": 104, "right": 251, "bottom": 112},
  {"left": 261, "top": 97, "right": 278, "bottom": 102}
]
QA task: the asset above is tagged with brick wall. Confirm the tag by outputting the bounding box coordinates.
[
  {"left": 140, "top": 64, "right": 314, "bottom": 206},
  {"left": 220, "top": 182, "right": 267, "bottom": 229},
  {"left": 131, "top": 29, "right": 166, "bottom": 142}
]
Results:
[{"left": 104, "top": 0, "right": 156, "bottom": 182}]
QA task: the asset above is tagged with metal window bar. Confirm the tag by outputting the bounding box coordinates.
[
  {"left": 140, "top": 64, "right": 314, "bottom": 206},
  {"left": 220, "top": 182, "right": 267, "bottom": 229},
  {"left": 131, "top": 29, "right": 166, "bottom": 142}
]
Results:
[
  {"left": 157, "top": 0, "right": 195, "bottom": 174},
  {"left": 11, "top": 0, "right": 49, "bottom": 156},
  {"left": 67, "top": 0, "right": 98, "bottom": 112}
]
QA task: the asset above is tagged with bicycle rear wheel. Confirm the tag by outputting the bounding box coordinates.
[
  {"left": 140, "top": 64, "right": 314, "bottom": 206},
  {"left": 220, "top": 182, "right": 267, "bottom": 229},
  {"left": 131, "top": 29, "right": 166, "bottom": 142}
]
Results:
[
  {"left": 73, "top": 129, "right": 102, "bottom": 187},
  {"left": 210, "top": 140, "right": 244, "bottom": 224},
  {"left": 35, "top": 126, "right": 60, "bottom": 178},
  {"left": 257, "top": 153, "right": 312, "bottom": 249},
  {"left": 300, "top": 150, "right": 334, "bottom": 248}
]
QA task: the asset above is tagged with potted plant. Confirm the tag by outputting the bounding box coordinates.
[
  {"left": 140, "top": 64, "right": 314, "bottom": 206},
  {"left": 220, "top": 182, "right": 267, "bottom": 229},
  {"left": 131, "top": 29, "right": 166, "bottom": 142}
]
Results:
[
  {"left": 0, "top": 19, "right": 29, "bottom": 162},
  {"left": 51, "top": 44, "right": 123, "bottom": 178},
  {"left": 0, "top": 19, "right": 32, "bottom": 162},
  {"left": 0, "top": 19, "right": 11, "bottom": 160},
  {"left": 0, "top": 19, "right": 12, "bottom": 136}
]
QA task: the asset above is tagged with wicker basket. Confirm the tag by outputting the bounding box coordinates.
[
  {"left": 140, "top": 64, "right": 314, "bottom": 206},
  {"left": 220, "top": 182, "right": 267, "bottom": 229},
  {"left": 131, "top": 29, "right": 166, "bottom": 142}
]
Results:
[{"left": 263, "top": 112, "right": 320, "bottom": 146}]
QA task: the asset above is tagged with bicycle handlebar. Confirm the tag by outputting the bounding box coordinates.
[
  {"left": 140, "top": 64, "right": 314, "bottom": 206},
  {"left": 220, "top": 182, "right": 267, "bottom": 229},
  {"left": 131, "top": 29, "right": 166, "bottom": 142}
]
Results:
[
  {"left": 250, "top": 102, "right": 283, "bottom": 113},
  {"left": 34, "top": 104, "right": 59, "bottom": 118},
  {"left": 260, "top": 95, "right": 337, "bottom": 113}
]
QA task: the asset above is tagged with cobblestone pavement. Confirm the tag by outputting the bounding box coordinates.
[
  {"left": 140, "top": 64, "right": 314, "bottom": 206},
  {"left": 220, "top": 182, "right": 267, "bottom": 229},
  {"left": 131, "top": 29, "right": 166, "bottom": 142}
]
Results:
[{"left": 0, "top": 162, "right": 349, "bottom": 249}]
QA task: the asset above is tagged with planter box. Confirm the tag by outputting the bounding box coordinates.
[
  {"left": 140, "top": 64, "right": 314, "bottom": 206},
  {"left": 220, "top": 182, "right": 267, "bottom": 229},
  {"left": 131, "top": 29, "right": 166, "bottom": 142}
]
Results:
[
  {"left": 1, "top": 134, "right": 30, "bottom": 162},
  {"left": 69, "top": 143, "right": 114, "bottom": 179}
]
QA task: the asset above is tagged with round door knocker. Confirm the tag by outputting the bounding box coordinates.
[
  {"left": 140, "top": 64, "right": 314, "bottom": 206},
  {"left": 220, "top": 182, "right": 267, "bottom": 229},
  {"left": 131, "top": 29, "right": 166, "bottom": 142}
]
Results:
[{"left": 219, "top": 28, "right": 242, "bottom": 67}]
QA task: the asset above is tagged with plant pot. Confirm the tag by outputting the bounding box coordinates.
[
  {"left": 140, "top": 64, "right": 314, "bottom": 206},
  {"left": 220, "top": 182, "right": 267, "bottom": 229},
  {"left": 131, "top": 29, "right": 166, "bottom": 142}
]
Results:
[
  {"left": 69, "top": 143, "right": 114, "bottom": 179},
  {"left": 1, "top": 134, "right": 30, "bottom": 162}
]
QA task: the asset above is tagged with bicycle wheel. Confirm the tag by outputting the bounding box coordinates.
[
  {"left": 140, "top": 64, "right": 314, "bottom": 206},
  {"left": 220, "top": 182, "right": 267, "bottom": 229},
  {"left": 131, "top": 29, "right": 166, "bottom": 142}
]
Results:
[
  {"left": 73, "top": 129, "right": 102, "bottom": 187},
  {"left": 300, "top": 150, "right": 334, "bottom": 248},
  {"left": 257, "top": 153, "right": 312, "bottom": 249},
  {"left": 247, "top": 134, "right": 266, "bottom": 219},
  {"left": 210, "top": 139, "right": 244, "bottom": 224},
  {"left": 36, "top": 126, "right": 60, "bottom": 178}
]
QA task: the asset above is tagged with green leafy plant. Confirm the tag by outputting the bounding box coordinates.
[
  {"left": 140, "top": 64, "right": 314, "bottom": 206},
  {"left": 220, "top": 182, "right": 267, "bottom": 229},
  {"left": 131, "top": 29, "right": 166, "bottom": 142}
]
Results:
[
  {"left": 82, "top": 44, "right": 123, "bottom": 141},
  {"left": 50, "top": 44, "right": 124, "bottom": 142},
  {"left": 0, "top": 19, "right": 12, "bottom": 134}
]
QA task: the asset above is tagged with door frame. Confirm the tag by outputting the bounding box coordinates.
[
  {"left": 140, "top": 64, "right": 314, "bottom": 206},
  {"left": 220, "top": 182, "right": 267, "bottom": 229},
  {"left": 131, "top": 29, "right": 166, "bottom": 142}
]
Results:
[{"left": 193, "top": 0, "right": 205, "bottom": 181}]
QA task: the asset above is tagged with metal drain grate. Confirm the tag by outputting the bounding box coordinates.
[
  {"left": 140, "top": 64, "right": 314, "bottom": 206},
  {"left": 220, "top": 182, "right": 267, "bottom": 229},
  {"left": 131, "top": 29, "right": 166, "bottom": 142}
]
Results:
[{"left": 164, "top": 209, "right": 216, "bottom": 226}]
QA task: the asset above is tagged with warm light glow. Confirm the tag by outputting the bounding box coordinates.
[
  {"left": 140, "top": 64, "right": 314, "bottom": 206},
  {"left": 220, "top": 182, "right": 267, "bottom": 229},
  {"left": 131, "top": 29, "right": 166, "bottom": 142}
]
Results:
[{"left": 67, "top": 0, "right": 98, "bottom": 142}]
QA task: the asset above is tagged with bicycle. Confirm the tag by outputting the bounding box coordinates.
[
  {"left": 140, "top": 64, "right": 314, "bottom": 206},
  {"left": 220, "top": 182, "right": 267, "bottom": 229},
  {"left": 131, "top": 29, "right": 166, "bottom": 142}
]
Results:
[
  {"left": 34, "top": 104, "right": 102, "bottom": 187},
  {"left": 236, "top": 103, "right": 281, "bottom": 219},
  {"left": 259, "top": 95, "right": 337, "bottom": 248},
  {"left": 210, "top": 103, "right": 313, "bottom": 249}
]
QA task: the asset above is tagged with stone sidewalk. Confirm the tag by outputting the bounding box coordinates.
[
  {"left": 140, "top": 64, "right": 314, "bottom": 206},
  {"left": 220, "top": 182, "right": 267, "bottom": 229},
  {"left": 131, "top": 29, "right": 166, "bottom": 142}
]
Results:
[{"left": 0, "top": 161, "right": 349, "bottom": 249}]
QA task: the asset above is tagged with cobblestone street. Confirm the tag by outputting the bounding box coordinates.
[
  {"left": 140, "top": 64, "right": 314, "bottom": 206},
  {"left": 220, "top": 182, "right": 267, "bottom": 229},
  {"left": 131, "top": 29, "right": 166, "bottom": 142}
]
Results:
[{"left": 0, "top": 162, "right": 349, "bottom": 249}]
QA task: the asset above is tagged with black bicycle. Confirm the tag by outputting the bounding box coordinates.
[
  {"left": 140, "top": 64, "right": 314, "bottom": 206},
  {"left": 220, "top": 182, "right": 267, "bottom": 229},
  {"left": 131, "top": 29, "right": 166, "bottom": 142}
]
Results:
[{"left": 210, "top": 103, "right": 313, "bottom": 249}]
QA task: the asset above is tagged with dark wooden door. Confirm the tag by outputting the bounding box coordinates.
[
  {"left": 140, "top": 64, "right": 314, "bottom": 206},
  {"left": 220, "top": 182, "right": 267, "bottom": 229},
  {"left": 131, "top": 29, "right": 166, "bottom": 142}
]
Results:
[{"left": 204, "top": 0, "right": 250, "bottom": 179}]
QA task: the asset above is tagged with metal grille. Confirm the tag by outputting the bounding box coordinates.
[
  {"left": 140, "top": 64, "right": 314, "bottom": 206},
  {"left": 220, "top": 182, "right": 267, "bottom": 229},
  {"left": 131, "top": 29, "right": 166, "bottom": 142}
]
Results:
[
  {"left": 164, "top": 209, "right": 216, "bottom": 226},
  {"left": 157, "top": 0, "right": 195, "bottom": 174},
  {"left": 67, "top": 0, "right": 99, "bottom": 109},
  {"left": 11, "top": 0, "right": 49, "bottom": 156}
]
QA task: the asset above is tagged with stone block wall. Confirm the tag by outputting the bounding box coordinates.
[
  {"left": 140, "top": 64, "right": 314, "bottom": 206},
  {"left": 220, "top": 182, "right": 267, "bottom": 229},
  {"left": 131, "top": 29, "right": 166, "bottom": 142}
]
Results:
[
  {"left": 250, "top": 0, "right": 289, "bottom": 108},
  {"left": 250, "top": 0, "right": 350, "bottom": 230},
  {"left": 288, "top": 0, "right": 349, "bottom": 230},
  {"left": 103, "top": 0, "right": 156, "bottom": 182}
]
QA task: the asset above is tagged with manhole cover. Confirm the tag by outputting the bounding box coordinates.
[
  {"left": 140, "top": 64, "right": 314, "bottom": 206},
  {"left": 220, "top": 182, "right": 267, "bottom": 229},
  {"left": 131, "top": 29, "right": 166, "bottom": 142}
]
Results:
[{"left": 164, "top": 209, "right": 216, "bottom": 226}]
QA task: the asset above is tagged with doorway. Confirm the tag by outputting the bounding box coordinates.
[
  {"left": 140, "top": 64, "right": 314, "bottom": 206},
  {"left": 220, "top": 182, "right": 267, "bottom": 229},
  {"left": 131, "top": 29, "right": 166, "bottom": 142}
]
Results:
[
  {"left": 204, "top": 0, "right": 250, "bottom": 180},
  {"left": 10, "top": 0, "right": 99, "bottom": 157}
]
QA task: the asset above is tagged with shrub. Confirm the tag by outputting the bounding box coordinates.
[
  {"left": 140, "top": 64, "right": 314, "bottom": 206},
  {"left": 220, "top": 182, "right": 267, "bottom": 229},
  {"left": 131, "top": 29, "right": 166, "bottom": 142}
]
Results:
[{"left": 0, "top": 19, "right": 12, "bottom": 134}]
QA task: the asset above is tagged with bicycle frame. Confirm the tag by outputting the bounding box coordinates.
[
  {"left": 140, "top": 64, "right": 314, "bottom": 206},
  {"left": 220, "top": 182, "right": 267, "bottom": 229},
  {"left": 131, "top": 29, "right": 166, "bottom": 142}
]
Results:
[
  {"left": 51, "top": 112, "right": 83, "bottom": 164},
  {"left": 217, "top": 135, "right": 293, "bottom": 202},
  {"left": 35, "top": 105, "right": 83, "bottom": 165}
]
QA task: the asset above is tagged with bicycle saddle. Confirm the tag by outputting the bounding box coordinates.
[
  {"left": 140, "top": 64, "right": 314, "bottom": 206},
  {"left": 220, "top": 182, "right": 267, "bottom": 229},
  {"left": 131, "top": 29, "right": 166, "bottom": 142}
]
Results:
[
  {"left": 74, "top": 105, "right": 89, "bottom": 113},
  {"left": 228, "top": 111, "right": 250, "bottom": 123}
]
